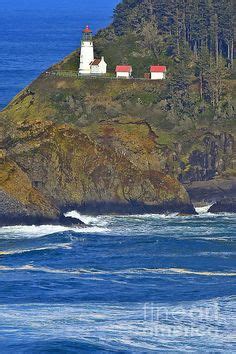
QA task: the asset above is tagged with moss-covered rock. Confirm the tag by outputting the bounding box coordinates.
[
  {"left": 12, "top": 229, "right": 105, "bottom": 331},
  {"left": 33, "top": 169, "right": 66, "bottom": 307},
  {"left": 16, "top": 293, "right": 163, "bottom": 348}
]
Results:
[
  {"left": 2, "top": 118, "right": 194, "bottom": 216},
  {"left": 0, "top": 157, "right": 60, "bottom": 225}
]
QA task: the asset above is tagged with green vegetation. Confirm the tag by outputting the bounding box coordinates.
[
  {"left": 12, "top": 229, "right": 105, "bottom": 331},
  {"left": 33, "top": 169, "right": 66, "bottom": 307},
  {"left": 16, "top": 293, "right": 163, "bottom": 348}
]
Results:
[
  {"left": 56, "top": 0, "right": 234, "bottom": 126},
  {"left": 93, "top": 0, "right": 235, "bottom": 123},
  {"left": 1, "top": 0, "right": 235, "bottom": 207}
]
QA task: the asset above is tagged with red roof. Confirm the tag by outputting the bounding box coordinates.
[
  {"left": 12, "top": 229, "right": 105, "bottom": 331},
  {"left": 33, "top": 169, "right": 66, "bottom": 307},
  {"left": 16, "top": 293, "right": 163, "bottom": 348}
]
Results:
[
  {"left": 116, "top": 65, "right": 132, "bottom": 73},
  {"left": 90, "top": 59, "right": 101, "bottom": 66},
  {"left": 150, "top": 65, "right": 167, "bottom": 73},
  {"left": 83, "top": 25, "right": 92, "bottom": 33}
]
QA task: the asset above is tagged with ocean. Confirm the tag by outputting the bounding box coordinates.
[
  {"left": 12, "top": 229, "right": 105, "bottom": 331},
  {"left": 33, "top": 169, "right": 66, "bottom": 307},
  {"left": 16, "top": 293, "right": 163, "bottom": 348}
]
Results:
[
  {"left": 0, "top": 208, "right": 235, "bottom": 352},
  {"left": 1, "top": 1, "right": 236, "bottom": 352},
  {"left": 0, "top": 0, "right": 119, "bottom": 110}
]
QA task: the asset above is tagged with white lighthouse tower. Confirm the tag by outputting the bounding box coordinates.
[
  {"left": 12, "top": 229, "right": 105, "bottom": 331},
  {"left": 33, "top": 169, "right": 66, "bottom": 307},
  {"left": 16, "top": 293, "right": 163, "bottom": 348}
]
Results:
[{"left": 79, "top": 25, "right": 94, "bottom": 76}]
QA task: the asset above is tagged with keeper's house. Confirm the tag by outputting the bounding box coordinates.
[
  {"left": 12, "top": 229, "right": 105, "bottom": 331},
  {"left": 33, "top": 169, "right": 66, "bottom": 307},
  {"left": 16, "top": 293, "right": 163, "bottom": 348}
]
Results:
[
  {"left": 150, "top": 65, "right": 167, "bottom": 80},
  {"left": 90, "top": 57, "right": 107, "bottom": 76},
  {"left": 116, "top": 65, "right": 132, "bottom": 79}
]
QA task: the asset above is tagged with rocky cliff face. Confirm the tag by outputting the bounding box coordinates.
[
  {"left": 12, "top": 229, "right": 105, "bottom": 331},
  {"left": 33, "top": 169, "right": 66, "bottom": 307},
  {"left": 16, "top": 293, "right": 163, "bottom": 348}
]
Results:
[
  {"left": 1, "top": 71, "right": 235, "bottom": 223},
  {"left": 0, "top": 154, "right": 60, "bottom": 226},
  {"left": 1, "top": 117, "right": 194, "bottom": 218}
]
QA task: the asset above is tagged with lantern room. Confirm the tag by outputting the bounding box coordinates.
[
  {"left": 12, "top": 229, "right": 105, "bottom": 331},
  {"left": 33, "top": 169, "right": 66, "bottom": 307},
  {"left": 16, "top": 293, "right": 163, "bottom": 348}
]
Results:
[{"left": 82, "top": 25, "right": 93, "bottom": 42}]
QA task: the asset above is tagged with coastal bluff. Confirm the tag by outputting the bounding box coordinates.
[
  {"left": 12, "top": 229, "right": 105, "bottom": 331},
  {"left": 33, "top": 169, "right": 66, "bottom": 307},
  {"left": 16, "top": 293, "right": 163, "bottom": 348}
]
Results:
[
  {"left": 1, "top": 72, "right": 235, "bottom": 224},
  {"left": 1, "top": 97, "right": 195, "bottom": 226},
  {"left": 1, "top": 0, "right": 235, "bottom": 224}
]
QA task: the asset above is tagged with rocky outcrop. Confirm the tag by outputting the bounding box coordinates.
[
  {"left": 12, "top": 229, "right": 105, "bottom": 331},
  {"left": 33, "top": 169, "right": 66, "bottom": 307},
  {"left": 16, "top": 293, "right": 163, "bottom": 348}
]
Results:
[
  {"left": 208, "top": 198, "right": 236, "bottom": 213},
  {"left": 2, "top": 119, "right": 194, "bottom": 217},
  {"left": 186, "top": 177, "right": 236, "bottom": 204},
  {"left": 0, "top": 61, "right": 234, "bottom": 222},
  {"left": 0, "top": 157, "right": 84, "bottom": 226},
  {"left": 1, "top": 72, "right": 235, "bottom": 221}
]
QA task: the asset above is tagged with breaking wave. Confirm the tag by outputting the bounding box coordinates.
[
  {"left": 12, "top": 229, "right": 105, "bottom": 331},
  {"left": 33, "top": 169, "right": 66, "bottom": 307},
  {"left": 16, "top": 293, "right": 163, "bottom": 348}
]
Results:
[
  {"left": 0, "top": 265, "right": 235, "bottom": 277},
  {"left": 0, "top": 206, "right": 235, "bottom": 352},
  {"left": 0, "top": 223, "right": 109, "bottom": 239}
]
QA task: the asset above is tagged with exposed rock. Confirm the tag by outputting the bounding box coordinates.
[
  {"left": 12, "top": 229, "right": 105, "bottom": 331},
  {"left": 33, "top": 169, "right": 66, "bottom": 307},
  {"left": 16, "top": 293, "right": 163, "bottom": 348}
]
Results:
[
  {"left": 2, "top": 119, "right": 194, "bottom": 217},
  {"left": 186, "top": 177, "right": 236, "bottom": 204},
  {"left": 208, "top": 198, "right": 236, "bottom": 213},
  {"left": 0, "top": 62, "right": 235, "bottom": 221},
  {"left": 58, "top": 215, "right": 84, "bottom": 227},
  {"left": 0, "top": 158, "right": 84, "bottom": 226}
]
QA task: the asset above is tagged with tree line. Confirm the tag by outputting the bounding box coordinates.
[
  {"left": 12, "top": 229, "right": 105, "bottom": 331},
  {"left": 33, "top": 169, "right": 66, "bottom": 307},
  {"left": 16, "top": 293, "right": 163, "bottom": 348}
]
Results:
[
  {"left": 113, "top": 0, "right": 234, "bottom": 67},
  {"left": 112, "top": 0, "right": 234, "bottom": 121}
]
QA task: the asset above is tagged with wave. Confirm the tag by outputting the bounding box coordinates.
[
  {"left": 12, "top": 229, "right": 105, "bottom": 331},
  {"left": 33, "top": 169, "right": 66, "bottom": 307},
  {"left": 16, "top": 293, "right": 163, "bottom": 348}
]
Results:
[
  {"left": 0, "top": 243, "right": 72, "bottom": 256},
  {"left": 0, "top": 224, "right": 109, "bottom": 239},
  {"left": 195, "top": 204, "right": 213, "bottom": 214},
  {"left": 65, "top": 211, "right": 109, "bottom": 226},
  {"left": 0, "top": 296, "right": 234, "bottom": 352},
  {"left": 0, "top": 209, "right": 234, "bottom": 239},
  {"left": 0, "top": 265, "right": 235, "bottom": 277},
  {"left": 106, "top": 211, "right": 235, "bottom": 220}
]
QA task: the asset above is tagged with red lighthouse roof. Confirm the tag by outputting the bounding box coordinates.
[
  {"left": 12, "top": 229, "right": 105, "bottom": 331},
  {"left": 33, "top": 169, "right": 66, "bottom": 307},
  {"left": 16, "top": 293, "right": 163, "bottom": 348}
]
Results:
[
  {"left": 83, "top": 25, "right": 92, "bottom": 33},
  {"left": 150, "top": 65, "right": 167, "bottom": 73},
  {"left": 116, "top": 65, "right": 132, "bottom": 73}
]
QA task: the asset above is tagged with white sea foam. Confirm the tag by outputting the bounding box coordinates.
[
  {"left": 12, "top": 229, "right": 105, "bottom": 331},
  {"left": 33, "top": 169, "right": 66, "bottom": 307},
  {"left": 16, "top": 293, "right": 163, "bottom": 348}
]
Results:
[
  {"left": 65, "top": 211, "right": 109, "bottom": 226},
  {"left": 0, "top": 243, "right": 72, "bottom": 256},
  {"left": 0, "top": 223, "right": 109, "bottom": 239},
  {"left": 0, "top": 225, "right": 71, "bottom": 237},
  {"left": 0, "top": 265, "right": 234, "bottom": 277},
  {"left": 195, "top": 204, "right": 213, "bottom": 214},
  {"left": 0, "top": 297, "right": 235, "bottom": 352}
]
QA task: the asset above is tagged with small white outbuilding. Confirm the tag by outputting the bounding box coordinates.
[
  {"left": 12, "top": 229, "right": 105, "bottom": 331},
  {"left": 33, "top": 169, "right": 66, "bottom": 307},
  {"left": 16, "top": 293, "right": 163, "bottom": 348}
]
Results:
[
  {"left": 90, "top": 56, "right": 107, "bottom": 75},
  {"left": 116, "top": 65, "right": 132, "bottom": 79},
  {"left": 150, "top": 65, "right": 167, "bottom": 80}
]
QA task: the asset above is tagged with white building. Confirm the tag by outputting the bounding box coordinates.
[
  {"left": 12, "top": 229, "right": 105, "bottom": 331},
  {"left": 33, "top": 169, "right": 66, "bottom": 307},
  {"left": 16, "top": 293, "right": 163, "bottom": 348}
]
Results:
[
  {"left": 90, "top": 57, "right": 107, "bottom": 75},
  {"left": 79, "top": 25, "right": 107, "bottom": 76},
  {"left": 116, "top": 65, "right": 132, "bottom": 79},
  {"left": 150, "top": 65, "right": 167, "bottom": 80},
  {"left": 79, "top": 26, "right": 94, "bottom": 75}
]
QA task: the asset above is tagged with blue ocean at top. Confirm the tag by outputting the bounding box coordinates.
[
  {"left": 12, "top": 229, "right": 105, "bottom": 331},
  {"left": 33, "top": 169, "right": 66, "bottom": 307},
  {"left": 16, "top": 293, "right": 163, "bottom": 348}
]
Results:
[
  {"left": 0, "top": 0, "right": 119, "bottom": 109},
  {"left": 0, "top": 1, "right": 236, "bottom": 352}
]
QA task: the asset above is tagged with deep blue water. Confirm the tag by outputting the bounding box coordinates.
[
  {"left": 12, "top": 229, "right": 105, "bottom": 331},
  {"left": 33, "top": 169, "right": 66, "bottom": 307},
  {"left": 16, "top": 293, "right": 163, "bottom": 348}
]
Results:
[
  {"left": 0, "top": 208, "right": 235, "bottom": 352},
  {"left": 0, "top": 0, "right": 119, "bottom": 110},
  {"left": 1, "top": 1, "right": 236, "bottom": 352}
]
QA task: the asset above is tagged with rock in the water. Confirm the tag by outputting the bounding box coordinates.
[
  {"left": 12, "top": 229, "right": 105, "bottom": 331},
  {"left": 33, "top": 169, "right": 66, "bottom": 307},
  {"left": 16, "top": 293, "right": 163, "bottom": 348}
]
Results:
[
  {"left": 186, "top": 178, "right": 236, "bottom": 204},
  {"left": 208, "top": 198, "right": 236, "bottom": 213},
  {"left": 59, "top": 215, "right": 84, "bottom": 227}
]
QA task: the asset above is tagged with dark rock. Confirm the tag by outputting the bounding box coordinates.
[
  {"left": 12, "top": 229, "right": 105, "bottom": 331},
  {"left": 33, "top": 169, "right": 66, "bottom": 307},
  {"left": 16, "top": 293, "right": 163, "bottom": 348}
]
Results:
[
  {"left": 59, "top": 215, "right": 84, "bottom": 227},
  {"left": 62, "top": 200, "right": 197, "bottom": 216},
  {"left": 0, "top": 214, "right": 84, "bottom": 227},
  {"left": 208, "top": 198, "right": 236, "bottom": 213},
  {"left": 0, "top": 190, "right": 84, "bottom": 227},
  {"left": 186, "top": 177, "right": 236, "bottom": 204}
]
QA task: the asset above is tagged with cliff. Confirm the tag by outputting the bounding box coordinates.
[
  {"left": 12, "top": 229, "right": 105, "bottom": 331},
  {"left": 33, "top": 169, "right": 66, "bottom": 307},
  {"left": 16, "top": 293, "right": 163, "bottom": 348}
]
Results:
[
  {"left": 1, "top": 0, "right": 235, "bottom": 224},
  {"left": 2, "top": 74, "right": 235, "bottom": 194},
  {"left": 1, "top": 92, "right": 194, "bottom": 220}
]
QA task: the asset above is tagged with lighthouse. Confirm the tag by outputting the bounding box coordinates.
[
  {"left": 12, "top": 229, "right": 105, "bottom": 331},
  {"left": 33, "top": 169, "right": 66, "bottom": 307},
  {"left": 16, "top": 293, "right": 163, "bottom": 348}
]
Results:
[{"left": 79, "top": 25, "right": 94, "bottom": 76}]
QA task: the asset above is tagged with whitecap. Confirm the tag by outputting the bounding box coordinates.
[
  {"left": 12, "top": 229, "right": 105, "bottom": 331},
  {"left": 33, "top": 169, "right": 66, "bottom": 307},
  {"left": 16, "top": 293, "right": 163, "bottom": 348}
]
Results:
[
  {"left": 65, "top": 211, "right": 109, "bottom": 227},
  {"left": 0, "top": 243, "right": 72, "bottom": 256},
  {"left": 0, "top": 224, "right": 109, "bottom": 240},
  {"left": 0, "top": 265, "right": 235, "bottom": 277},
  {"left": 195, "top": 204, "right": 213, "bottom": 214}
]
